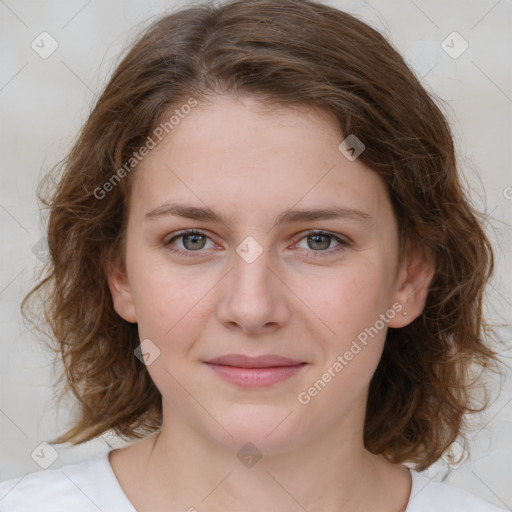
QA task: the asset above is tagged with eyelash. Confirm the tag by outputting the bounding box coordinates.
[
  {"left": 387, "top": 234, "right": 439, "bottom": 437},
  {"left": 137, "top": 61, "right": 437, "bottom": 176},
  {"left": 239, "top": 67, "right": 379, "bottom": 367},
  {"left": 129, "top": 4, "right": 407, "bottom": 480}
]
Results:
[{"left": 163, "top": 229, "right": 350, "bottom": 259}]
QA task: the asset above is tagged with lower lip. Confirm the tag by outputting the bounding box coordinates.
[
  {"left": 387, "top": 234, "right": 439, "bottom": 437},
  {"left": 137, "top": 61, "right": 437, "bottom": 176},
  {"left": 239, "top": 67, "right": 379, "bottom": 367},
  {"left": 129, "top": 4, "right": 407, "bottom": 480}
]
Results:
[{"left": 205, "top": 363, "right": 307, "bottom": 388}]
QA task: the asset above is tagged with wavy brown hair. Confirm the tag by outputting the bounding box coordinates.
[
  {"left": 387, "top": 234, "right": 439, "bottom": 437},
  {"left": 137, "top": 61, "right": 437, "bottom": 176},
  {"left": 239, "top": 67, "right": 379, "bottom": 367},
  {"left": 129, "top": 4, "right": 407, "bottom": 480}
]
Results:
[{"left": 22, "top": 0, "right": 503, "bottom": 471}]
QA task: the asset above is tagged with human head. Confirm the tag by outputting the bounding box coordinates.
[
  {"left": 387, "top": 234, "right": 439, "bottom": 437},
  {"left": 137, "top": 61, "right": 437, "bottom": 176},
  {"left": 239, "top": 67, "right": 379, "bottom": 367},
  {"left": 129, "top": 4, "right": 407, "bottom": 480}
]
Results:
[{"left": 24, "top": 0, "right": 499, "bottom": 471}]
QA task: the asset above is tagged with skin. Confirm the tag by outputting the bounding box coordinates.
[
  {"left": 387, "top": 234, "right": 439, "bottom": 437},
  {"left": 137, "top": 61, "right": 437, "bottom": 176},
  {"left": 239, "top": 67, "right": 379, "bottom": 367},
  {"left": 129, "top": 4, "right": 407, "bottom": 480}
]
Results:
[{"left": 106, "top": 94, "right": 434, "bottom": 512}]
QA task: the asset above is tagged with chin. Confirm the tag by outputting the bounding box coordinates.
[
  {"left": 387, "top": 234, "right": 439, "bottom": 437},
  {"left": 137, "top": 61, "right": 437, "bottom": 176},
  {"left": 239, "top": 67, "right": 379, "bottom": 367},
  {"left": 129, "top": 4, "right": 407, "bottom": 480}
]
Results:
[{"left": 207, "top": 408, "right": 306, "bottom": 455}]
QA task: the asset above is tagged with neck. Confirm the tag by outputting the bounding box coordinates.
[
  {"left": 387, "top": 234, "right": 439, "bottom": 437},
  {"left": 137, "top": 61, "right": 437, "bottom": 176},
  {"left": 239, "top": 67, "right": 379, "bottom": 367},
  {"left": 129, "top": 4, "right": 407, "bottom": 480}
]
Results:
[{"left": 121, "top": 406, "right": 411, "bottom": 512}]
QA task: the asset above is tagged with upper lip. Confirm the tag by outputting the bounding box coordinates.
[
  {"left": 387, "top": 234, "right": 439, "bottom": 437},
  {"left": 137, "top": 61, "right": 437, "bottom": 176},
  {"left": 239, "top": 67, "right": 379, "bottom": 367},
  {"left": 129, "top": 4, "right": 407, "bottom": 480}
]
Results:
[{"left": 204, "top": 354, "right": 305, "bottom": 368}]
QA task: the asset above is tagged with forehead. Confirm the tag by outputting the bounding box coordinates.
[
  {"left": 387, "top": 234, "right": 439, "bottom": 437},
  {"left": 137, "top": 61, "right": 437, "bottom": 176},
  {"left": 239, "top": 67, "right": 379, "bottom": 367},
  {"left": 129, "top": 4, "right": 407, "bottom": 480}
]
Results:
[{"left": 130, "top": 95, "right": 391, "bottom": 224}]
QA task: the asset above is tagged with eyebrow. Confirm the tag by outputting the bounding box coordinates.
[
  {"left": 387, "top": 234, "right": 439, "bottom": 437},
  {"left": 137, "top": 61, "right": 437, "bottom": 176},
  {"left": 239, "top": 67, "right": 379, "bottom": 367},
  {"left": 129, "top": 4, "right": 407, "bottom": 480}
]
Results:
[{"left": 145, "top": 202, "right": 372, "bottom": 227}]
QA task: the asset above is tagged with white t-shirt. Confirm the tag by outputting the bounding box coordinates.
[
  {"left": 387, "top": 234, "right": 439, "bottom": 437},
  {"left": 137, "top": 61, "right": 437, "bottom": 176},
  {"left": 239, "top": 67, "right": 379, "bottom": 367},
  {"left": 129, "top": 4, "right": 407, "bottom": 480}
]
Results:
[{"left": 0, "top": 450, "right": 507, "bottom": 511}]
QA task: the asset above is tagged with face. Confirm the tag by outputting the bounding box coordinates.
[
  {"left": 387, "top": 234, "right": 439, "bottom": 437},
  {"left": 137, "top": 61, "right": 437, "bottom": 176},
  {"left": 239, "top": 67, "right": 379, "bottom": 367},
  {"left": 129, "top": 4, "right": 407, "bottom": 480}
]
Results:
[{"left": 107, "top": 94, "right": 433, "bottom": 454}]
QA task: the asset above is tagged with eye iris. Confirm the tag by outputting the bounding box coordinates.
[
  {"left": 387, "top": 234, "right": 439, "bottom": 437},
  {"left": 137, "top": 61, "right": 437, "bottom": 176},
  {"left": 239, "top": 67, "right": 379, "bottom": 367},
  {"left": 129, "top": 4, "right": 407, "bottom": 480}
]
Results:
[
  {"left": 308, "top": 234, "right": 331, "bottom": 250},
  {"left": 183, "top": 234, "right": 206, "bottom": 250}
]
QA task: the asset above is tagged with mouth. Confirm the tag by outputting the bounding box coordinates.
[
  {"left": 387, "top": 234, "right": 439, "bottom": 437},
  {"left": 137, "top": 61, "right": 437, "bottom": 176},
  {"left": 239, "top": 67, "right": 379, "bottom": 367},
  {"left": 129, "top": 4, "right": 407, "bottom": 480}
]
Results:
[{"left": 203, "top": 354, "right": 308, "bottom": 388}]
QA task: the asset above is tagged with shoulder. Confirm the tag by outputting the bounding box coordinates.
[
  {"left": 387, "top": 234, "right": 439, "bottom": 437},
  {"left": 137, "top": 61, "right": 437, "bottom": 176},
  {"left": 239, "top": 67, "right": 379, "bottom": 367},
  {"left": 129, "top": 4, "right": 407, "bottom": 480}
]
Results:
[
  {"left": 0, "top": 450, "right": 135, "bottom": 512},
  {"left": 406, "top": 469, "right": 508, "bottom": 512}
]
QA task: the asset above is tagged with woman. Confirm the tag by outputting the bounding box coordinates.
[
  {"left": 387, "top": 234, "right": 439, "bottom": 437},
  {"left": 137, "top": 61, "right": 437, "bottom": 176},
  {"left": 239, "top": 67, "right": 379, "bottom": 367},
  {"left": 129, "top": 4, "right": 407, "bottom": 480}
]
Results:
[{"left": 0, "top": 0, "right": 506, "bottom": 510}]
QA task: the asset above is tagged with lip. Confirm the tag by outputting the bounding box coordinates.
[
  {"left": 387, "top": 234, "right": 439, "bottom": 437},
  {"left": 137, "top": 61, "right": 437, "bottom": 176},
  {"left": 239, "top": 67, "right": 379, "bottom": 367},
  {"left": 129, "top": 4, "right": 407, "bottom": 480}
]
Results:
[
  {"left": 204, "top": 354, "right": 308, "bottom": 388},
  {"left": 205, "top": 354, "right": 305, "bottom": 368}
]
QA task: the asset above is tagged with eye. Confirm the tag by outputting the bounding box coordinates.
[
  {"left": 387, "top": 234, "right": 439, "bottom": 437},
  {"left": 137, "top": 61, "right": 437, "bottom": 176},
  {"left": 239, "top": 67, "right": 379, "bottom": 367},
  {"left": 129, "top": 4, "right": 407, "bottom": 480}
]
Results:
[
  {"left": 164, "top": 229, "right": 216, "bottom": 256},
  {"left": 294, "top": 230, "right": 349, "bottom": 258},
  {"left": 163, "top": 229, "right": 350, "bottom": 259}
]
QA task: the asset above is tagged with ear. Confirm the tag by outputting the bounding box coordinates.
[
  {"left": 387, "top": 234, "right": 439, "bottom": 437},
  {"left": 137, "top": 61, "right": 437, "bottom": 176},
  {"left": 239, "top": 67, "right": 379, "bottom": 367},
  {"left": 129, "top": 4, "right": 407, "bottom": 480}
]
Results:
[
  {"left": 104, "top": 259, "right": 137, "bottom": 323},
  {"left": 388, "top": 238, "right": 435, "bottom": 328}
]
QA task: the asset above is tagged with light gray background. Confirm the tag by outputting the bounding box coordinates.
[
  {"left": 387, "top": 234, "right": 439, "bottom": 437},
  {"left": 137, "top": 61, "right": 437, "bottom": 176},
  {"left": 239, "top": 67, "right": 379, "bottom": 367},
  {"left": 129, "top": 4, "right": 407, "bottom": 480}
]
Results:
[{"left": 0, "top": 0, "right": 511, "bottom": 508}]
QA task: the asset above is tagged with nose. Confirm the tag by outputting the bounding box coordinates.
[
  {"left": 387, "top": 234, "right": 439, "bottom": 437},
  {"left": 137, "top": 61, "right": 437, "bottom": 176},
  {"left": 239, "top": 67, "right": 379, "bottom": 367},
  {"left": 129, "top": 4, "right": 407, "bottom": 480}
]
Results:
[{"left": 216, "top": 239, "right": 291, "bottom": 335}]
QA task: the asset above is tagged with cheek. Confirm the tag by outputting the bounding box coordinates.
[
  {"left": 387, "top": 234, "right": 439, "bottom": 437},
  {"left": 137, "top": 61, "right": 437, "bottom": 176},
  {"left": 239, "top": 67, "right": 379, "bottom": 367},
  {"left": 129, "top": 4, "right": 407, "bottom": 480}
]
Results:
[
  {"left": 130, "top": 264, "right": 210, "bottom": 396},
  {"left": 128, "top": 254, "right": 212, "bottom": 343},
  {"left": 301, "top": 262, "right": 391, "bottom": 390},
  {"left": 306, "top": 262, "right": 391, "bottom": 338},
  {"left": 300, "top": 271, "right": 390, "bottom": 408}
]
